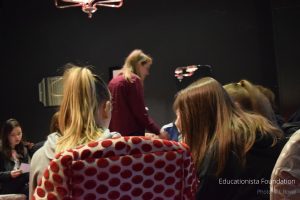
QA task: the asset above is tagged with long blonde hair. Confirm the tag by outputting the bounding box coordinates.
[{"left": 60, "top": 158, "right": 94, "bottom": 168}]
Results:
[
  {"left": 122, "top": 49, "right": 152, "bottom": 82},
  {"left": 174, "top": 77, "right": 283, "bottom": 175},
  {"left": 56, "top": 64, "right": 110, "bottom": 153}
]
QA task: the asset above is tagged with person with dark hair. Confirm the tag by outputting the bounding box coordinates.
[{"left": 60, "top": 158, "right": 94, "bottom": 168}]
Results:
[
  {"left": 0, "top": 118, "right": 31, "bottom": 196},
  {"left": 174, "top": 77, "right": 285, "bottom": 200},
  {"left": 30, "top": 64, "right": 120, "bottom": 198},
  {"left": 108, "top": 49, "right": 165, "bottom": 137},
  {"left": 49, "top": 111, "right": 60, "bottom": 134},
  {"left": 29, "top": 111, "right": 60, "bottom": 155}
]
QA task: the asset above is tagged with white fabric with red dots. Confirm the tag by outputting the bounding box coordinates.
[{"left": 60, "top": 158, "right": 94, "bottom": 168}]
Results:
[{"left": 32, "top": 136, "right": 198, "bottom": 200}]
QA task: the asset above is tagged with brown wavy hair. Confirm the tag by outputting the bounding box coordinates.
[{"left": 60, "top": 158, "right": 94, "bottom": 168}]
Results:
[{"left": 174, "top": 77, "right": 283, "bottom": 175}]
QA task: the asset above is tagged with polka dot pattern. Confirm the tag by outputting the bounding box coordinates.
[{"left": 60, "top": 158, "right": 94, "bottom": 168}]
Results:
[
  {"left": 33, "top": 136, "right": 199, "bottom": 200},
  {"left": 60, "top": 155, "right": 72, "bottom": 167}
]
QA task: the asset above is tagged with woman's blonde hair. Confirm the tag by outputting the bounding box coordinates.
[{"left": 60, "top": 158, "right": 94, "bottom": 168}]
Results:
[
  {"left": 122, "top": 49, "right": 152, "bottom": 82},
  {"left": 56, "top": 64, "right": 110, "bottom": 153},
  {"left": 174, "top": 77, "right": 283, "bottom": 176}
]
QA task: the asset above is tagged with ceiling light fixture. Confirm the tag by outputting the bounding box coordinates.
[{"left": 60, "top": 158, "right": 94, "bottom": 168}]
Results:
[{"left": 54, "top": 0, "right": 123, "bottom": 18}]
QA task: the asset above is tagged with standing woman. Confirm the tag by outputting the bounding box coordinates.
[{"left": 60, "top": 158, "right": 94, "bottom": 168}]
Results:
[
  {"left": 108, "top": 49, "right": 161, "bottom": 136},
  {"left": 174, "top": 77, "right": 285, "bottom": 200},
  {"left": 0, "top": 118, "right": 30, "bottom": 196}
]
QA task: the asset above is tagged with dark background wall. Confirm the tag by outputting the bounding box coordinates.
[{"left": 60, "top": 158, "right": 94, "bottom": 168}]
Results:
[
  {"left": 0, "top": 0, "right": 299, "bottom": 142},
  {"left": 272, "top": 0, "right": 300, "bottom": 118}
]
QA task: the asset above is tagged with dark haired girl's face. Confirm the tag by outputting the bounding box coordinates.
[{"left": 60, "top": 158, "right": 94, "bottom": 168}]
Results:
[{"left": 8, "top": 126, "right": 22, "bottom": 148}]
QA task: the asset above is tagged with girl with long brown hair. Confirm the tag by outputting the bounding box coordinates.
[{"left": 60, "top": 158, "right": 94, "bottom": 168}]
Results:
[
  {"left": 0, "top": 118, "right": 30, "bottom": 196},
  {"left": 174, "top": 77, "right": 285, "bottom": 200}
]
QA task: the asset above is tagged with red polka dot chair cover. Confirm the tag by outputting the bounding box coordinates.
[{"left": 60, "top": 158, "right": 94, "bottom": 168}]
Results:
[{"left": 33, "top": 136, "right": 198, "bottom": 200}]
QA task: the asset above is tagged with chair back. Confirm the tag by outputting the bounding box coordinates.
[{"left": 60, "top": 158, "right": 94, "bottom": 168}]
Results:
[{"left": 33, "top": 136, "right": 198, "bottom": 200}]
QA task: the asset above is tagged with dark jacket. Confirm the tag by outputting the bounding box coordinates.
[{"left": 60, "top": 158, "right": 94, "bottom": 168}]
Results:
[
  {"left": 0, "top": 147, "right": 30, "bottom": 195},
  {"left": 196, "top": 134, "right": 287, "bottom": 200},
  {"left": 108, "top": 73, "right": 160, "bottom": 136},
  {"left": 282, "top": 121, "right": 300, "bottom": 137},
  {"left": 288, "top": 109, "right": 300, "bottom": 122}
]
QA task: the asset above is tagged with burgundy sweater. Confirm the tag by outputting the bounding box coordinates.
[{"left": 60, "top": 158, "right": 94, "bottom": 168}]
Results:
[{"left": 108, "top": 73, "right": 160, "bottom": 136}]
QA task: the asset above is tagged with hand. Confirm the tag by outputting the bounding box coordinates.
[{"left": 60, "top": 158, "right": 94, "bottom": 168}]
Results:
[
  {"left": 159, "top": 130, "right": 170, "bottom": 140},
  {"left": 11, "top": 169, "right": 22, "bottom": 178},
  {"left": 145, "top": 133, "right": 159, "bottom": 139},
  {"left": 24, "top": 141, "right": 34, "bottom": 149}
]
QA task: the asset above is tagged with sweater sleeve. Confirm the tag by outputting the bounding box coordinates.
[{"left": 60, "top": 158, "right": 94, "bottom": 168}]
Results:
[
  {"left": 29, "top": 148, "right": 42, "bottom": 198},
  {"left": 0, "top": 170, "right": 11, "bottom": 181},
  {"left": 127, "top": 78, "right": 160, "bottom": 134},
  {"left": 0, "top": 154, "right": 12, "bottom": 181}
]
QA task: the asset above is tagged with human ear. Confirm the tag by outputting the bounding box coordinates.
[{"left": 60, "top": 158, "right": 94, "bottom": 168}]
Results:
[{"left": 102, "top": 101, "right": 112, "bottom": 119}]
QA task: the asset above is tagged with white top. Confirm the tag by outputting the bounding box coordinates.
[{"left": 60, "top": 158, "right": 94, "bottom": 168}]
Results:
[{"left": 270, "top": 129, "right": 300, "bottom": 199}]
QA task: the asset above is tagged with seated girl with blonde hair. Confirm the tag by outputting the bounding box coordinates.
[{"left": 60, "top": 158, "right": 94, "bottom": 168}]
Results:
[{"left": 29, "top": 64, "right": 120, "bottom": 197}]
